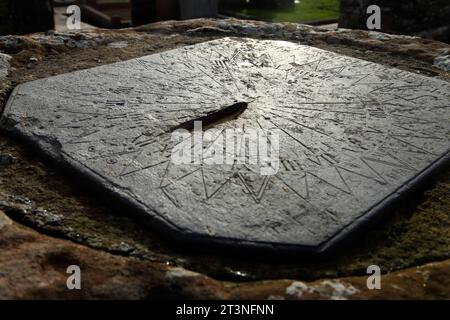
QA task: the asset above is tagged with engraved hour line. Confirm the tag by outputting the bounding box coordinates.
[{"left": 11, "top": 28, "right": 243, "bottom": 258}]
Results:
[
  {"left": 371, "top": 149, "right": 417, "bottom": 171},
  {"left": 160, "top": 167, "right": 202, "bottom": 189},
  {"left": 200, "top": 168, "right": 233, "bottom": 200},
  {"left": 160, "top": 187, "right": 180, "bottom": 208},
  {"left": 182, "top": 50, "right": 234, "bottom": 94},
  {"left": 267, "top": 110, "right": 343, "bottom": 142},
  {"left": 275, "top": 174, "right": 309, "bottom": 200},
  {"left": 336, "top": 165, "right": 386, "bottom": 185},
  {"left": 390, "top": 124, "right": 443, "bottom": 139},
  {"left": 236, "top": 172, "right": 266, "bottom": 203},
  {"left": 210, "top": 48, "right": 240, "bottom": 91},
  {"left": 389, "top": 113, "right": 437, "bottom": 124},
  {"left": 308, "top": 168, "right": 353, "bottom": 195},
  {"left": 268, "top": 119, "right": 315, "bottom": 154},
  {"left": 132, "top": 66, "right": 219, "bottom": 96},
  {"left": 136, "top": 64, "right": 229, "bottom": 98},
  {"left": 133, "top": 73, "right": 219, "bottom": 99},
  {"left": 120, "top": 160, "right": 170, "bottom": 177},
  {"left": 275, "top": 105, "right": 366, "bottom": 115},
  {"left": 268, "top": 111, "right": 370, "bottom": 154},
  {"left": 389, "top": 136, "right": 439, "bottom": 155}
]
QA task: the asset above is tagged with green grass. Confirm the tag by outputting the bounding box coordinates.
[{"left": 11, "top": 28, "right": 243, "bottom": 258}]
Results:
[{"left": 232, "top": 0, "right": 339, "bottom": 23}]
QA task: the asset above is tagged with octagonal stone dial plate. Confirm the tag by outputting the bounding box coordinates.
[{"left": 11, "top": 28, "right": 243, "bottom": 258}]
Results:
[{"left": 2, "top": 38, "right": 449, "bottom": 254}]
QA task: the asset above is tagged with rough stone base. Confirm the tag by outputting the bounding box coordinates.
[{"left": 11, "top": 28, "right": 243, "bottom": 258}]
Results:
[{"left": 0, "top": 18, "right": 449, "bottom": 298}]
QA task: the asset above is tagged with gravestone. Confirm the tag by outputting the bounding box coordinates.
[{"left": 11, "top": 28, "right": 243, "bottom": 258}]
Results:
[{"left": 2, "top": 38, "right": 449, "bottom": 254}]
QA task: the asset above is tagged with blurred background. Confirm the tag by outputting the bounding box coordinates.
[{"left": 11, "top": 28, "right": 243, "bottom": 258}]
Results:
[{"left": 0, "top": 0, "right": 448, "bottom": 42}]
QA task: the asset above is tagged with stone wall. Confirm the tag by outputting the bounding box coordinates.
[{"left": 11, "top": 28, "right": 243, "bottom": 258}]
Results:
[{"left": 339, "top": 0, "right": 450, "bottom": 43}]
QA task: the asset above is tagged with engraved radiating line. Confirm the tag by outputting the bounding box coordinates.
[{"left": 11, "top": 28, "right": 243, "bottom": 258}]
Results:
[
  {"left": 161, "top": 187, "right": 180, "bottom": 208},
  {"left": 430, "top": 105, "right": 450, "bottom": 109},
  {"left": 210, "top": 48, "right": 240, "bottom": 91},
  {"left": 158, "top": 106, "right": 220, "bottom": 113},
  {"left": 269, "top": 108, "right": 372, "bottom": 152},
  {"left": 307, "top": 170, "right": 352, "bottom": 195},
  {"left": 274, "top": 105, "right": 366, "bottom": 115},
  {"left": 369, "top": 83, "right": 393, "bottom": 94},
  {"left": 55, "top": 83, "right": 104, "bottom": 98},
  {"left": 258, "top": 176, "right": 271, "bottom": 200},
  {"left": 132, "top": 72, "right": 222, "bottom": 99},
  {"left": 350, "top": 74, "right": 370, "bottom": 85},
  {"left": 391, "top": 93, "right": 438, "bottom": 102},
  {"left": 120, "top": 160, "right": 169, "bottom": 177},
  {"left": 389, "top": 136, "right": 439, "bottom": 155},
  {"left": 58, "top": 117, "right": 98, "bottom": 127},
  {"left": 133, "top": 90, "right": 199, "bottom": 99},
  {"left": 389, "top": 113, "right": 437, "bottom": 124},
  {"left": 201, "top": 168, "right": 233, "bottom": 200},
  {"left": 322, "top": 210, "right": 339, "bottom": 223},
  {"left": 86, "top": 149, "right": 140, "bottom": 161},
  {"left": 266, "top": 87, "right": 313, "bottom": 101},
  {"left": 335, "top": 165, "right": 386, "bottom": 185},
  {"left": 277, "top": 101, "right": 355, "bottom": 105},
  {"left": 359, "top": 158, "right": 388, "bottom": 184},
  {"left": 268, "top": 110, "right": 343, "bottom": 142},
  {"left": 319, "top": 153, "right": 336, "bottom": 165},
  {"left": 390, "top": 123, "right": 443, "bottom": 140},
  {"left": 335, "top": 166, "right": 354, "bottom": 195},
  {"left": 280, "top": 160, "right": 292, "bottom": 171},
  {"left": 183, "top": 50, "right": 234, "bottom": 94},
  {"left": 319, "top": 65, "right": 346, "bottom": 74},
  {"left": 197, "top": 65, "right": 233, "bottom": 95},
  {"left": 159, "top": 161, "right": 171, "bottom": 187},
  {"left": 136, "top": 101, "right": 206, "bottom": 106},
  {"left": 274, "top": 175, "right": 309, "bottom": 200},
  {"left": 268, "top": 119, "right": 315, "bottom": 154},
  {"left": 289, "top": 58, "right": 323, "bottom": 69},
  {"left": 133, "top": 132, "right": 168, "bottom": 146},
  {"left": 139, "top": 73, "right": 218, "bottom": 99},
  {"left": 256, "top": 119, "right": 272, "bottom": 145},
  {"left": 164, "top": 115, "right": 199, "bottom": 122},
  {"left": 57, "top": 109, "right": 108, "bottom": 116},
  {"left": 370, "top": 149, "right": 417, "bottom": 171},
  {"left": 160, "top": 167, "right": 202, "bottom": 189},
  {"left": 236, "top": 172, "right": 260, "bottom": 204},
  {"left": 241, "top": 164, "right": 272, "bottom": 198},
  {"left": 202, "top": 129, "right": 225, "bottom": 155},
  {"left": 266, "top": 109, "right": 314, "bottom": 119},
  {"left": 364, "top": 126, "right": 383, "bottom": 134}
]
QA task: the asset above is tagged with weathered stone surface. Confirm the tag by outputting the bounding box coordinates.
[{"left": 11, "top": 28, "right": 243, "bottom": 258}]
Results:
[
  {"left": 0, "top": 18, "right": 449, "bottom": 298},
  {"left": 2, "top": 37, "right": 450, "bottom": 254}
]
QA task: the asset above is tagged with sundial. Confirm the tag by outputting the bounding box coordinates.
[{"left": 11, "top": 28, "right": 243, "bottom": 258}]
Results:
[{"left": 2, "top": 38, "right": 449, "bottom": 254}]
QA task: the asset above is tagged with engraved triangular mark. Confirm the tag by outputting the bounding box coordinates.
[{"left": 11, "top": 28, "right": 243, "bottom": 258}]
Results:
[
  {"left": 237, "top": 171, "right": 271, "bottom": 204},
  {"left": 307, "top": 167, "right": 353, "bottom": 195},
  {"left": 274, "top": 173, "right": 309, "bottom": 200},
  {"left": 200, "top": 167, "right": 233, "bottom": 200}
]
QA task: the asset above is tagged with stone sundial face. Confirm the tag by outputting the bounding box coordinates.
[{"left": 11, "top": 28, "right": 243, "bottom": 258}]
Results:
[{"left": 2, "top": 38, "right": 449, "bottom": 254}]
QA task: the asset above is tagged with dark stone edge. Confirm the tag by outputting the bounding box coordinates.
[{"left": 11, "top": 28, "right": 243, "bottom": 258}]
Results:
[{"left": 2, "top": 83, "right": 450, "bottom": 259}]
